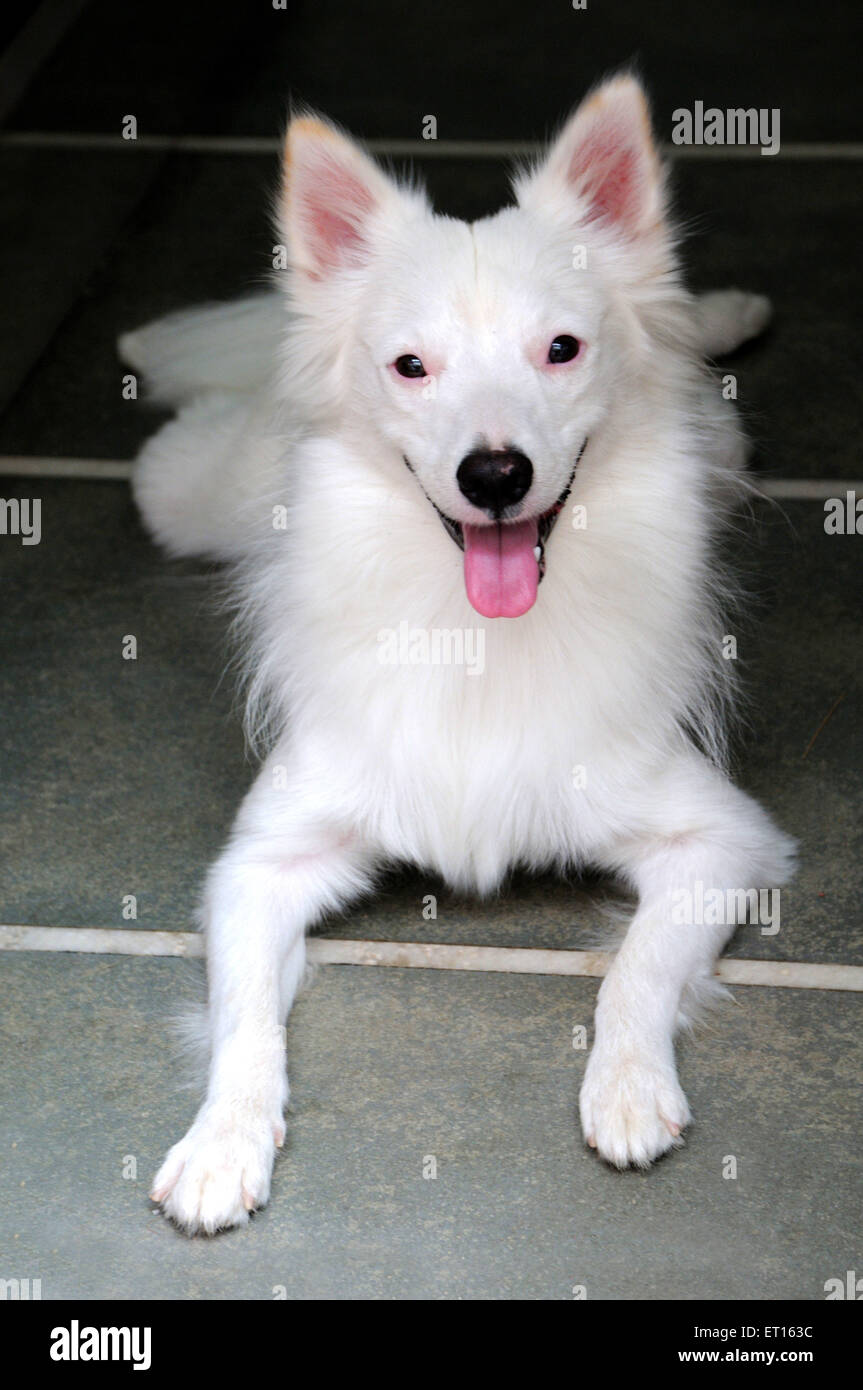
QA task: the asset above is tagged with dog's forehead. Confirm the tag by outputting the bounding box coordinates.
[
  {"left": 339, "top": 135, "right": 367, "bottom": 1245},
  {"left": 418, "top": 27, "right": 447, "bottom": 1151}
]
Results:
[
  {"left": 368, "top": 214, "right": 474, "bottom": 313},
  {"left": 377, "top": 208, "right": 579, "bottom": 332}
]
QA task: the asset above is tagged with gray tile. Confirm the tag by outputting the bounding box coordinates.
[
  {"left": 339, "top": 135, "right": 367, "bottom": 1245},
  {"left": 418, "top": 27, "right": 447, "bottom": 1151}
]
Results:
[
  {"left": 734, "top": 503, "right": 863, "bottom": 964},
  {"left": 0, "top": 148, "right": 163, "bottom": 414},
  {"left": 0, "top": 151, "right": 277, "bottom": 460},
  {"left": 1, "top": 479, "right": 860, "bottom": 964},
  {"left": 675, "top": 160, "right": 863, "bottom": 483},
  {"left": 0, "top": 3, "right": 40, "bottom": 51},
  {"left": 7, "top": 0, "right": 860, "bottom": 142},
  {"left": 251, "top": 0, "right": 859, "bottom": 144},
  {"left": 0, "top": 953, "right": 858, "bottom": 1299},
  {"left": 0, "top": 155, "right": 511, "bottom": 460},
  {"left": 0, "top": 478, "right": 244, "bottom": 930},
  {"left": 5, "top": 0, "right": 271, "bottom": 137}
]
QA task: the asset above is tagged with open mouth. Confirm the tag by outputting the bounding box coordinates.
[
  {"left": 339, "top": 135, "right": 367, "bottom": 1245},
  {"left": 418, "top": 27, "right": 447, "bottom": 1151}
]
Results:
[{"left": 404, "top": 439, "right": 587, "bottom": 620}]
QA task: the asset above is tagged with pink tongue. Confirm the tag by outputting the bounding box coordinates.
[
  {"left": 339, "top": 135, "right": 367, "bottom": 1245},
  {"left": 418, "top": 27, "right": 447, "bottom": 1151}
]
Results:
[{"left": 463, "top": 520, "right": 539, "bottom": 618}]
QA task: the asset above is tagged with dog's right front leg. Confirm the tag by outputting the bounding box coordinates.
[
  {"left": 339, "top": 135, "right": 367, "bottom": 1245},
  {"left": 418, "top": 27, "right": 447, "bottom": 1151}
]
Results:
[{"left": 151, "top": 759, "right": 375, "bottom": 1234}]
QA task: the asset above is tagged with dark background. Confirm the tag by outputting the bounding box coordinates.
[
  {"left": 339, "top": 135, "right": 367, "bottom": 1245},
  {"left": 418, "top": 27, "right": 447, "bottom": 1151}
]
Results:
[
  {"left": 1, "top": 0, "right": 860, "bottom": 467},
  {"left": 3, "top": 0, "right": 860, "bottom": 140},
  {"left": 0, "top": 0, "right": 860, "bottom": 1301}
]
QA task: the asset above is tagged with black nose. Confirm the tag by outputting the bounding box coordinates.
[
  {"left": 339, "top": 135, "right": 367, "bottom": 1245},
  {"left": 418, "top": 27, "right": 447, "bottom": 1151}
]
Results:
[{"left": 456, "top": 449, "right": 533, "bottom": 516}]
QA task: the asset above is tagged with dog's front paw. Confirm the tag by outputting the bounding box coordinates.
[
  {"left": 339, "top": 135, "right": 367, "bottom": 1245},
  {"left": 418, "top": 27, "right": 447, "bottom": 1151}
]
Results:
[
  {"left": 579, "top": 1046, "right": 691, "bottom": 1170},
  {"left": 151, "top": 1104, "right": 284, "bottom": 1235}
]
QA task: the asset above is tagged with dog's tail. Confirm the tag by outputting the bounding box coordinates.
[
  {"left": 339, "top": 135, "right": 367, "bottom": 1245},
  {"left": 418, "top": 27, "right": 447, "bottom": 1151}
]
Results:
[
  {"left": 118, "top": 294, "right": 284, "bottom": 406},
  {"left": 694, "top": 288, "right": 772, "bottom": 357}
]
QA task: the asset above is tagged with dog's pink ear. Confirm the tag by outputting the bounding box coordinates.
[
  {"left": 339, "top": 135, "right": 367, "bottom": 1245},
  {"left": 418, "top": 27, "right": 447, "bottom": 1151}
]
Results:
[
  {"left": 518, "top": 75, "right": 664, "bottom": 237},
  {"left": 282, "top": 116, "right": 395, "bottom": 278}
]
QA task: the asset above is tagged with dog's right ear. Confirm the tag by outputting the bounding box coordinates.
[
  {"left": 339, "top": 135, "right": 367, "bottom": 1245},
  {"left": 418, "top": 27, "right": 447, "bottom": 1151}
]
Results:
[{"left": 280, "top": 115, "right": 402, "bottom": 280}]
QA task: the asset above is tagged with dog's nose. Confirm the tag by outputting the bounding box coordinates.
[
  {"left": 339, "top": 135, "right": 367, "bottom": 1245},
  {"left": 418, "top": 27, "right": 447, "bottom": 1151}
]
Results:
[{"left": 456, "top": 449, "right": 533, "bottom": 516}]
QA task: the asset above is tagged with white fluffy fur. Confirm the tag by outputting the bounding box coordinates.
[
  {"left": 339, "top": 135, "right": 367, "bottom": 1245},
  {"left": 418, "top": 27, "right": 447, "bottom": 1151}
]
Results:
[{"left": 127, "top": 76, "right": 794, "bottom": 1233}]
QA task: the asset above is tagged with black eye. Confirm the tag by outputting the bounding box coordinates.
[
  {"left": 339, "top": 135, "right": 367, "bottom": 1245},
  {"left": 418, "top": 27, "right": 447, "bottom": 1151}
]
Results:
[
  {"left": 547, "top": 335, "right": 580, "bottom": 364},
  {"left": 394, "top": 354, "right": 426, "bottom": 378}
]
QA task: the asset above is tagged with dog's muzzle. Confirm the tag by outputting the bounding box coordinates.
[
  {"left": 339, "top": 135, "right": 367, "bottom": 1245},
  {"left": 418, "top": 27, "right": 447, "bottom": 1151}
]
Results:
[{"left": 403, "top": 437, "right": 588, "bottom": 583}]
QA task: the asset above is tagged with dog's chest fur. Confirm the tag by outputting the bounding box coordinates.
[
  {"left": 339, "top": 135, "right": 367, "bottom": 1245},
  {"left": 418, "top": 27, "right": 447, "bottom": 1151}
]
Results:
[{"left": 250, "top": 438, "right": 702, "bottom": 889}]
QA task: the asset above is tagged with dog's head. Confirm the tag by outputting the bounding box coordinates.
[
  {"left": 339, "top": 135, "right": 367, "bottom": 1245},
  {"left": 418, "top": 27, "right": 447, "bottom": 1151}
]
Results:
[{"left": 279, "top": 75, "right": 678, "bottom": 618}]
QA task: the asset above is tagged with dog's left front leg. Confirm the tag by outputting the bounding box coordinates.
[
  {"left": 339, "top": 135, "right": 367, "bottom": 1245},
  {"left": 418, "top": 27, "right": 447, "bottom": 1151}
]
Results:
[{"left": 580, "top": 755, "right": 795, "bottom": 1168}]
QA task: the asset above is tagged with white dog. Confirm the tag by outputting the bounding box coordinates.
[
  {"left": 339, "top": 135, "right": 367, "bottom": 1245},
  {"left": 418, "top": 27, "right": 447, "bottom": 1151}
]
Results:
[{"left": 122, "top": 74, "right": 794, "bottom": 1234}]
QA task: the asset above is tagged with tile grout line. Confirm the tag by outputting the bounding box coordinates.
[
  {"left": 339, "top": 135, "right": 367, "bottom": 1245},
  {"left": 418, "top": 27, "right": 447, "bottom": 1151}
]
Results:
[
  {"left": 757, "top": 479, "right": 863, "bottom": 499},
  {"left": 0, "top": 926, "right": 860, "bottom": 992},
  {"left": 0, "top": 456, "right": 134, "bottom": 480},
  {"left": 0, "top": 456, "right": 858, "bottom": 499},
  {"left": 2, "top": 132, "right": 863, "bottom": 159}
]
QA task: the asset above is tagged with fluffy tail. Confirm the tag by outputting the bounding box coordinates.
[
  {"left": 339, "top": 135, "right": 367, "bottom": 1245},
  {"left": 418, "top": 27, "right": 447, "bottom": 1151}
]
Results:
[
  {"left": 694, "top": 288, "right": 772, "bottom": 357},
  {"left": 118, "top": 293, "right": 284, "bottom": 405},
  {"left": 122, "top": 295, "right": 293, "bottom": 561}
]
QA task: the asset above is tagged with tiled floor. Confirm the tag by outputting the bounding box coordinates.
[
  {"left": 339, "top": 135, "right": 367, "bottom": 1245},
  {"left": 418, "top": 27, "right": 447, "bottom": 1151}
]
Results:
[
  {"left": 2, "top": 954, "right": 859, "bottom": 1299},
  {"left": 0, "top": 1, "right": 860, "bottom": 1299}
]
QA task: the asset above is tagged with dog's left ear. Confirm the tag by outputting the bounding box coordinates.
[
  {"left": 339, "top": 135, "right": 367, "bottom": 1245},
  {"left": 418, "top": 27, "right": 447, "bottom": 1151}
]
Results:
[{"left": 515, "top": 74, "right": 665, "bottom": 239}]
